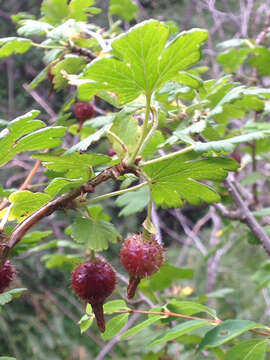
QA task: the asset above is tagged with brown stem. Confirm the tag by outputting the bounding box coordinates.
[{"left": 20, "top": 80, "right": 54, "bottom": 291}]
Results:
[
  {"left": 224, "top": 177, "right": 270, "bottom": 256},
  {"left": 0, "top": 162, "right": 139, "bottom": 266}
]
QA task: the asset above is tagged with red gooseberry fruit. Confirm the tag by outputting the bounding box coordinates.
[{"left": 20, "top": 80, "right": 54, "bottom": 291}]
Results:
[
  {"left": 120, "top": 233, "right": 164, "bottom": 299},
  {"left": 71, "top": 257, "right": 116, "bottom": 333}
]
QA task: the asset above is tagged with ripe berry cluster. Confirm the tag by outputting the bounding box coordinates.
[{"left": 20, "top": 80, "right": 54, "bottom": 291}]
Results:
[{"left": 71, "top": 233, "right": 164, "bottom": 332}]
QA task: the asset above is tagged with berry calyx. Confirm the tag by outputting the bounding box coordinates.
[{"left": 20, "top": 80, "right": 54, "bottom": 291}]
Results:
[
  {"left": 0, "top": 260, "right": 16, "bottom": 294},
  {"left": 71, "top": 257, "right": 116, "bottom": 332},
  {"left": 120, "top": 233, "right": 164, "bottom": 299}
]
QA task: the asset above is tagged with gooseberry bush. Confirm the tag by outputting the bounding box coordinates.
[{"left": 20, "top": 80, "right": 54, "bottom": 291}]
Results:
[{"left": 2, "top": 0, "right": 270, "bottom": 359}]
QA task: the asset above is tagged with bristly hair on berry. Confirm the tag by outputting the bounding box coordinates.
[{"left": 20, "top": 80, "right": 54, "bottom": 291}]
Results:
[
  {"left": 120, "top": 233, "right": 164, "bottom": 299},
  {"left": 71, "top": 257, "right": 116, "bottom": 333},
  {"left": 0, "top": 260, "right": 16, "bottom": 294}
]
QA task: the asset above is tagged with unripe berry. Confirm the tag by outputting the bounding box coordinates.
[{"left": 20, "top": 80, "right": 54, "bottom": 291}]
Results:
[
  {"left": 71, "top": 258, "right": 116, "bottom": 332},
  {"left": 0, "top": 260, "right": 16, "bottom": 293},
  {"left": 120, "top": 233, "right": 164, "bottom": 299}
]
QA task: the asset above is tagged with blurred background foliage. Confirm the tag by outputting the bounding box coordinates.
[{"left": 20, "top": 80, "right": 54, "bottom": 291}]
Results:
[{"left": 1, "top": 0, "right": 270, "bottom": 359}]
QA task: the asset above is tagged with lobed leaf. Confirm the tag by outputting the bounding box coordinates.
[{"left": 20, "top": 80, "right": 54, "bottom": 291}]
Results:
[
  {"left": 78, "top": 20, "right": 208, "bottom": 105},
  {"left": 70, "top": 217, "right": 122, "bottom": 251},
  {"left": 109, "top": 0, "right": 138, "bottom": 21},
  {"left": 142, "top": 152, "right": 239, "bottom": 207},
  {"left": 0, "top": 37, "right": 32, "bottom": 58},
  {"left": 6, "top": 191, "right": 51, "bottom": 222},
  {"left": 0, "top": 110, "right": 65, "bottom": 166}
]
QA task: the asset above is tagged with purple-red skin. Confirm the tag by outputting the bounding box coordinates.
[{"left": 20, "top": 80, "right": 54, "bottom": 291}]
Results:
[
  {"left": 74, "top": 102, "right": 95, "bottom": 121},
  {"left": 0, "top": 260, "right": 16, "bottom": 293},
  {"left": 120, "top": 233, "right": 164, "bottom": 299},
  {"left": 230, "top": 152, "right": 241, "bottom": 164},
  {"left": 71, "top": 258, "right": 116, "bottom": 332},
  {"left": 107, "top": 148, "right": 116, "bottom": 157}
]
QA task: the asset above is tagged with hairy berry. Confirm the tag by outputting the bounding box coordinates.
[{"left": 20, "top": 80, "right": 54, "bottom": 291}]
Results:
[
  {"left": 120, "top": 233, "right": 164, "bottom": 299},
  {"left": 0, "top": 260, "right": 16, "bottom": 293},
  {"left": 71, "top": 258, "right": 116, "bottom": 332}
]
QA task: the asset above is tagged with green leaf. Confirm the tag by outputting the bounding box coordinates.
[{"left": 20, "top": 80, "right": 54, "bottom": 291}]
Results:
[
  {"left": 44, "top": 178, "right": 84, "bottom": 197},
  {"left": 116, "top": 186, "right": 150, "bottom": 216},
  {"left": 0, "top": 37, "right": 32, "bottom": 58},
  {"left": 51, "top": 55, "right": 86, "bottom": 90},
  {"left": 142, "top": 153, "right": 238, "bottom": 207},
  {"left": 41, "top": 253, "right": 82, "bottom": 270},
  {"left": 18, "top": 20, "right": 54, "bottom": 36},
  {"left": 69, "top": 0, "right": 97, "bottom": 21},
  {"left": 206, "top": 86, "right": 270, "bottom": 122},
  {"left": 41, "top": 0, "right": 69, "bottom": 25},
  {"left": 103, "top": 300, "right": 128, "bottom": 314},
  {"left": 0, "top": 357, "right": 17, "bottom": 359},
  {"left": 108, "top": 108, "right": 140, "bottom": 159},
  {"left": 248, "top": 47, "right": 270, "bottom": 76},
  {"left": 121, "top": 315, "right": 162, "bottom": 339},
  {"left": 217, "top": 38, "right": 250, "bottom": 50},
  {"left": 101, "top": 313, "right": 129, "bottom": 341},
  {"left": 10, "top": 230, "right": 52, "bottom": 256},
  {"left": 198, "top": 320, "right": 263, "bottom": 351},
  {"left": 70, "top": 217, "right": 122, "bottom": 251},
  {"left": 65, "top": 124, "right": 111, "bottom": 154},
  {"left": 6, "top": 191, "right": 51, "bottom": 222},
  {"left": 151, "top": 320, "right": 209, "bottom": 346},
  {"left": 78, "top": 314, "right": 94, "bottom": 333},
  {"left": 109, "top": 0, "right": 138, "bottom": 21},
  {"left": 207, "top": 288, "right": 235, "bottom": 298},
  {"left": 0, "top": 288, "right": 27, "bottom": 306},
  {"left": 35, "top": 151, "right": 110, "bottom": 196},
  {"left": 217, "top": 48, "right": 251, "bottom": 73},
  {"left": 252, "top": 260, "right": 270, "bottom": 289},
  {"left": 79, "top": 20, "right": 208, "bottom": 105},
  {"left": 166, "top": 299, "right": 217, "bottom": 319},
  {"left": 86, "top": 303, "right": 92, "bottom": 315},
  {"left": 0, "top": 110, "right": 65, "bottom": 166},
  {"left": 253, "top": 208, "right": 270, "bottom": 217},
  {"left": 195, "top": 131, "right": 270, "bottom": 153},
  {"left": 139, "top": 262, "right": 193, "bottom": 292},
  {"left": 28, "top": 67, "right": 48, "bottom": 90},
  {"left": 224, "top": 339, "right": 268, "bottom": 360},
  {"left": 35, "top": 151, "right": 109, "bottom": 178}
]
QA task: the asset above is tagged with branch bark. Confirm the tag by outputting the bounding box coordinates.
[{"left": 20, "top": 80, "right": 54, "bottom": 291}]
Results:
[
  {"left": 224, "top": 177, "right": 270, "bottom": 256},
  {"left": 0, "top": 162, "right": 139, "bottom": 266}
]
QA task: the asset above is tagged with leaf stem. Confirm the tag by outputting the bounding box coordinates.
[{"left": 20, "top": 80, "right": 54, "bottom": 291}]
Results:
[
  {"left": 31, "top": 42, "right": 65, "bottom": 50},
  {"left": 114, "top": 309, "right": 270, "bottom": 338},
  {"left": 76, "top": 182, "right": 148, "bottom": 207},
  {"left": 106, "top": 130, "right": 128, "bottom": 152},
  {"left": 142, "top": 145, "right": 195, "bottom": 166},
  {"left": 128, "top": 94, "right": 152, "bottom": 165},
  {"left": 138, "top": 106, "right": 158, "bottom": 156}
]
